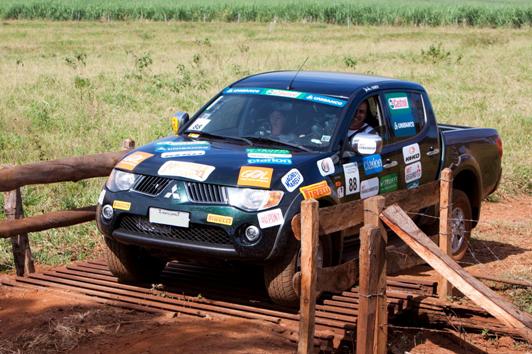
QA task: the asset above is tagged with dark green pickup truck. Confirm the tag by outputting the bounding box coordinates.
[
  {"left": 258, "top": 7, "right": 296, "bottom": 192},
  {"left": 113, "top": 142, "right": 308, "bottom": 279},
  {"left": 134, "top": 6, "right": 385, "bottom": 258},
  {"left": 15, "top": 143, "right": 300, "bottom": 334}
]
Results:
[{"left": 96, "top": 71, "right": 503, "bottom": 305}]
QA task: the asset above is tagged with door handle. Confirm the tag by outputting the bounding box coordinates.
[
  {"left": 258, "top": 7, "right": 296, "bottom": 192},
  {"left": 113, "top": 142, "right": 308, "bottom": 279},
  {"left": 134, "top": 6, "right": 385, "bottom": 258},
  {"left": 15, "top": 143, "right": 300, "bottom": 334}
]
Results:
[
  {"left": 383, "top": 160, "right": 398, "bottom": 169},
  {"left": 426, "top": 147, "right": 440, "bottom": 156}
]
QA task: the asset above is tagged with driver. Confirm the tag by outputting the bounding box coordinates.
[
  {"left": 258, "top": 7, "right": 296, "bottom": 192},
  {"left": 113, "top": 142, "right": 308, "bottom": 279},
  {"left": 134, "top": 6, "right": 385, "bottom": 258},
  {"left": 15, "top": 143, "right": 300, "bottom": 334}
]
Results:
[
  {"left": 269, "top": 110, "right": 287, "bottom": 137},
  {"left": 348, "top": 100, "right": 377, "bottom": 137}
]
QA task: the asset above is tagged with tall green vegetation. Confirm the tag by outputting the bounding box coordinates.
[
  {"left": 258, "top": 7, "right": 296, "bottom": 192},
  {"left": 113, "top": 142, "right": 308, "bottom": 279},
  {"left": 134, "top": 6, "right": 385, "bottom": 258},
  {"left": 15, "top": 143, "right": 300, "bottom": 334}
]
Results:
[{"left": 0, "top": 0, "right": 531, "bottom": 27}]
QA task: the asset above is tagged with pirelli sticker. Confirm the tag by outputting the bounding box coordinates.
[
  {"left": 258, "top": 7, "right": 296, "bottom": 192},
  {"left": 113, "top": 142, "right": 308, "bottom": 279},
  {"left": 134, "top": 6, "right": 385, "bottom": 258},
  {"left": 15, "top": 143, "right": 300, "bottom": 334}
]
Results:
[
  {"left": 206, "top": 213, "right": 233, "bottom": 226},
  {"left": 115, "top": 151, "right": 154, "bottom": 171},
  {"left": 299, "top": 181, "right": 331, "bottom": 200},
  {"left": 237, "top": 166, "right": 273, "bottom": 189},
  {"left": 112, "top": 200, "right": 131, "bottom": 211}
]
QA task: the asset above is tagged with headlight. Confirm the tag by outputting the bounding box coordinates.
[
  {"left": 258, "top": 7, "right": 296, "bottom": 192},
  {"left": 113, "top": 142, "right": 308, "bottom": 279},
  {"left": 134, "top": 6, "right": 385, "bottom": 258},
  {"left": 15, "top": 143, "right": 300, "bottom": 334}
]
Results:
[
  {"left": 226, "top": 187, "right": 283, "bottom": 212},
  {"left": 105, "top": 169, "right": 139, "bottom": 192}
]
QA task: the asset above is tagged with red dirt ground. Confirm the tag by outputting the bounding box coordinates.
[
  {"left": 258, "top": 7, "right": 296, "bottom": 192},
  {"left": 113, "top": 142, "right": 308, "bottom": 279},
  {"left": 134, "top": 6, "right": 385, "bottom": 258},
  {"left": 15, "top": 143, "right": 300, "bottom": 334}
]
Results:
[{"left": 1, "top": 197, "right": 531, "bottom": 353}]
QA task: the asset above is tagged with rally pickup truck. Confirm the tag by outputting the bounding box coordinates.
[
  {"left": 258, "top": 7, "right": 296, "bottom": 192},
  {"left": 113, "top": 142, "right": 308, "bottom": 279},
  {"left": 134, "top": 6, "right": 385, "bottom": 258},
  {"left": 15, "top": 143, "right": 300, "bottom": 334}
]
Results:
[{"left": 96, "top": 71, "right": 503, "bottom": 305}]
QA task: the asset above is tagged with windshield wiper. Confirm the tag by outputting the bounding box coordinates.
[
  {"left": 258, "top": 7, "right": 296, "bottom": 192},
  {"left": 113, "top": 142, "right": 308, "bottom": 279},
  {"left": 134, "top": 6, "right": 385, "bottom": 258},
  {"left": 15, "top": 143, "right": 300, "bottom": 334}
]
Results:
[
  {"left": 189, "top": 131, "right": 252, "bottom": 146},
  {"left": 242, "top": 136, "right": 313, "bottom": 152}
]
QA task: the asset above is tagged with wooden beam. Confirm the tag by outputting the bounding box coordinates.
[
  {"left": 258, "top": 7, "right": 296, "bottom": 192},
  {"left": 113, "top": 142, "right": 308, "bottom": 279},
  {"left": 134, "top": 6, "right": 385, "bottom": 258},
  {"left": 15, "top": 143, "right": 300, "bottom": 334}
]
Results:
[
  {"left": 297, "top": 199, "right": 319, "bottom": 354},
  {"left": 3, "top": 187, "right": 35, "bottom": 276},
  {"left": 439, "top": 168, "right": 453, "bottom": 299},
  {"left": 0, "top": 206, "right": 96, "bottom": 238},
  {"left": 291, "top": 180, "right": 439, "bottom": 240},
  {"left": 380, "top": 204, "right": 532, "bottom": 342},
  {"left": 356, "top": 226, "right": 381, "bottom": 354}
]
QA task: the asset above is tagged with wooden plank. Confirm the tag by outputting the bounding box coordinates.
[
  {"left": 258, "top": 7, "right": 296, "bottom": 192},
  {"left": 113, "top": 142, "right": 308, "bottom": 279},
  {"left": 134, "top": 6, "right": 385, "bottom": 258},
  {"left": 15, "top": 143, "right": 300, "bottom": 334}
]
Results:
[
  {"left": 291, "top": 180, "right": 439, "bottom": 240},
  {"left": 3, "top": 187, "right": 35, "bottom": 276},
  {"left": 0, "top": 206, "right": 96, "bottom": 238},
  {"left": 364, "top": 196, "right": 387, "bottom": 354},
  {"left": 380, "top": 204, "right": 532, "bottom": 342},
  {"left": 439, "top": 168, "right": 453, "bottom": 299},
  {"left": 356, "top": 226, "right": 381, "bottom": 354},
  {"left": 298, "top": 199, "right": 319, "bottom": 354}
]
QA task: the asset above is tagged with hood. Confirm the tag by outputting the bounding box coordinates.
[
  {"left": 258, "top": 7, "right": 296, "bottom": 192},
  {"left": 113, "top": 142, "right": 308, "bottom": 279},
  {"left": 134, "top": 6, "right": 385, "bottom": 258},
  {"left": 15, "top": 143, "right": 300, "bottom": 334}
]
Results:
[{"left": 120, "top": 136, "right": 332, "bottom": 190}]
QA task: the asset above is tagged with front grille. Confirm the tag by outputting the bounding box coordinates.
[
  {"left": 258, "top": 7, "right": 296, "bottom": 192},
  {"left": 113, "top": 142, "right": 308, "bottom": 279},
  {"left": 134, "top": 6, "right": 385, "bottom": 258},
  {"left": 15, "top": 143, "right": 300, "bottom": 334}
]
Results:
[
  {"left": 132, "top": 175, "right": 171, "bottom": 196},
  {"left": 118, "top": 215, "right": 232, "bottom": 246},
  {"left": 185, "top": 182, "right": 228, "bottom": 204}
]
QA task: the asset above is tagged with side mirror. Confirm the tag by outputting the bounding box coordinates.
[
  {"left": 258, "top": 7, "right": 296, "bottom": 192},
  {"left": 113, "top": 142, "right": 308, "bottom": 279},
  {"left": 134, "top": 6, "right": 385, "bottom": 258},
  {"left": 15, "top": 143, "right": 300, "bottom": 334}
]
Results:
[
  {"left": 350, "top": 133, "right": 383, "bottom": 155},
  {"left": 171, "top": 111, "right": 190, "bottom": 135}
]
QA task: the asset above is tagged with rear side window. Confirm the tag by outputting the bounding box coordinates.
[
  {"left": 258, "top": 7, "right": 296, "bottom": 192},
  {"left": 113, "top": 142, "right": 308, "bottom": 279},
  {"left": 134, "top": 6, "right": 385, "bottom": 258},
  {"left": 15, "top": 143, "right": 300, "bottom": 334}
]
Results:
[{"left": 383, "top": 91, "right": 426, "bottom": 143}]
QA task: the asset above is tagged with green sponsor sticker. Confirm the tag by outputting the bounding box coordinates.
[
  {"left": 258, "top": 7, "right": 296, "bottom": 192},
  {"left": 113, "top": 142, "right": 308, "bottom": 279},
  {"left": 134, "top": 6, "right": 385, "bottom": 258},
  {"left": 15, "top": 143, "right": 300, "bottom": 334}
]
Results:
[
  {"left": 380, "top": 173, "right": 398, "bottom": 193},
  {"left": 246, "top": 148, "right": 290, "bottom": 155}
]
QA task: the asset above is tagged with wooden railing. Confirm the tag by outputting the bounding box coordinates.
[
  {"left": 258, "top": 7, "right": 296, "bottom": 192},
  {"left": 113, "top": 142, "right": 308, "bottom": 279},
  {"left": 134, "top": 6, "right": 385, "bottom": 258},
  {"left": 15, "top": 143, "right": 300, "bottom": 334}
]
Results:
[{"left": 0, "top": 138, "right": 135, "bottom": 275}]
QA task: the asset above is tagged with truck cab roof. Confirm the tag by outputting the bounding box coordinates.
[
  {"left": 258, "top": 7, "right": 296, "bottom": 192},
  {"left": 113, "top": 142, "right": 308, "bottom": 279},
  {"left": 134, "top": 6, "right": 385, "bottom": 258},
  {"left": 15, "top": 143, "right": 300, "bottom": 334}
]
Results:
[{"left": 230, "top": 71, "right": 425, "bottom": 99}]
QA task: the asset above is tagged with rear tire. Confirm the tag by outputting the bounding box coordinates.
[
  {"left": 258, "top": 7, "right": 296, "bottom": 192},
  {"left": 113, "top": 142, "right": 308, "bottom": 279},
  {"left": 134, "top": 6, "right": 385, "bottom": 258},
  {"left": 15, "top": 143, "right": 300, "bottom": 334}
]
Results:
[
  {"left": 104, "top": 237, "right": 166, "bottom": 283},
  {"left": 450, "top": 189, "right": 472, "bottom": 261}
]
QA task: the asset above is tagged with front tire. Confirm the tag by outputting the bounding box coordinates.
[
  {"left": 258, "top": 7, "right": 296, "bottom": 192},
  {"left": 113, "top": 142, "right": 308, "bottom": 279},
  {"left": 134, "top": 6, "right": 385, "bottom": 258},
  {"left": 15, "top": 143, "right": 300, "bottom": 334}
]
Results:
[
  {"left": 104, "top": 237, "right": 167, "bottom": 283},
  {"left": 450, "top": 189, "right": 472, "bottom": 260}
]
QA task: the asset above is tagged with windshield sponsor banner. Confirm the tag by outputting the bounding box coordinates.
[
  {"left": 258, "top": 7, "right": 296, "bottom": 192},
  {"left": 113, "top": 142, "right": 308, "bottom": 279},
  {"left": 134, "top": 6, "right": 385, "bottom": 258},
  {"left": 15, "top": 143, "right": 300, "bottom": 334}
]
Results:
[
  {"left": 223, "top": 87, "right": 347, "bottom": 108},
  {"left": 380, "top": 173, "right": 398, "bottom": 193},
  {"left": 300, "top": 180, "right": 332, "bottom": 200},
  {"left": 402, "top": 143, "right": 421, "bottom": 164},
  {"left": 360, "top": 177, "right": 379, "bottom": 199},
  {"left": 158, "top": 161, "right": 215, "bottom": 182},
  {"left": 362, "top": 154, "right": 383, "bottom": 175},
  {"left": 257, "top": 208, "right": 284, "bottom": 229},
  {"left": 281, "top": 169, "right": 304, "bottom": 192},
  {"left": 343, "top": 162, "right": 360, "bottom": 195},
  {"left": 248, "top": 157, "right": 292, "bottom": 165},
  {"left": 207, "top": 213, "right": 233, "bottom": 226},
  {"left": 112, "top": 200, "right": 131, "bottom": 211},
  {"left": 237, "top": 166, "right": 273, "bottom": 188},
  {"left": 385, "top": 92, "right": 416, "bottom": 137},
  {"left": 161, "top": 150, "right": 206, "bottom": 158},
  {"left": 317, "top": 157, "right": 335, "bottom": 176},
  {"left": 115, "top": 151, "right": 153, "bottom": 171},
  {"left": 405, "top": 161, "right": 422, "bottom": 184}
]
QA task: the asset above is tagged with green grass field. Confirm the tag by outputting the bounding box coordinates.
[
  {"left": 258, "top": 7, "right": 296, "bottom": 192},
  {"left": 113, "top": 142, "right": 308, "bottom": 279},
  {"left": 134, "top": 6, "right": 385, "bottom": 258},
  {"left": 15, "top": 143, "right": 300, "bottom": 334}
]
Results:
[
  {"left": 0, "top": 20, "right": 530, "bottom": 269},
  {"left": 0, "top": 0, "right": 531, "bottom": 27}
]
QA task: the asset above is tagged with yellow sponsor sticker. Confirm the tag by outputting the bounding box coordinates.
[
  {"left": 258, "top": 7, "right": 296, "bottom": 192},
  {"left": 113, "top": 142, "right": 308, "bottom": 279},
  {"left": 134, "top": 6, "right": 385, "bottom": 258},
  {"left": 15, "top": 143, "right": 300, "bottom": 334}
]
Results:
[
  {"left": 237, "top": 166, "right": 273, "bottom": 189},
  {"left": 299, "top": 181, "right": 332, "bottom": 200},
  {"left": 112, "top": 200, "right": 131, "bottom": 211},
  {"left": 206, "top": 213, "right": 233, "bottom": 226},
  {"left": 116, "top": 151, "right": 154, "bottom": 171},
  {"left": 188, "top": 133, "right": 200, "bottom": 138}
]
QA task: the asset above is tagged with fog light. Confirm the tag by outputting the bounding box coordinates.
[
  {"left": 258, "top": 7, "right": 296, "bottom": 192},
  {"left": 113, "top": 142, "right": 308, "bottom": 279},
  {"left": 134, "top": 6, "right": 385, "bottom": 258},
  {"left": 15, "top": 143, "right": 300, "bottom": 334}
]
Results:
[
  {"left": 102, "top": 204, "right": 114, "bottom": 220},
  {"left": 244, "top": 225, "right": 261, "bottom": 243}
]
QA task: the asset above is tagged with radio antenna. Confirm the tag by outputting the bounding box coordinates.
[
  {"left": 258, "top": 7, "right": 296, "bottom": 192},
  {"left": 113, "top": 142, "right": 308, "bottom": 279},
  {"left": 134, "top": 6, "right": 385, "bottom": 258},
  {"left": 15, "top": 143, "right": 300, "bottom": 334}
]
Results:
[{"left": 287, "top": 56, "right": 309, "bottom": 90}]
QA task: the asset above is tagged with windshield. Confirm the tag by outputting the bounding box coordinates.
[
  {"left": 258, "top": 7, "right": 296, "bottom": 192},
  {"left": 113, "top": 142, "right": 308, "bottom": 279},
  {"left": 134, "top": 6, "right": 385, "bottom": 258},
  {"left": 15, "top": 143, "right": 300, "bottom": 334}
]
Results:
[{"left": 185, "top": 87, "right": 348, "bottom": 151}]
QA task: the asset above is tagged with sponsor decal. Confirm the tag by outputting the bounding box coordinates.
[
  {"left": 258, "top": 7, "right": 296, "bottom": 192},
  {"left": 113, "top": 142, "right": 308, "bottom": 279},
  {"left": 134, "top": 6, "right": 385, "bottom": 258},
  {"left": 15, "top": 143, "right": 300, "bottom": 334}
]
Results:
[
  {"left": 246, "top": 148, "right": 291, "bottom": 159},
  {"left": 321, "top": 135, "right": 331, "bottom": 142},
  {"left": 115, "top": 151, "right": 154, "bottom": 171},
  {"left": 343, "top": 162, "right": 360, "bottom": 195},
  {"left": 257, "top": 208, "right": 284, "bottom": 229},
  {"left": 402, "top": 143, "right": 421, "bottom": 164},
  {"left": 337, "top": 186, "right": 345, "bottom": 199},
  {"left": 247, "top": 158, "right": 292, "bottom": 165},
  {"left": 112, "top": 200, "right": 131, "bottom": 211},
  {"left": 237, "top": 166, "right": 273, "bottom": 188},
  {"left": 311, "top": 139, "right": 322, "bottom": 145},
  {"left": 207, "top": 213, "right": 233, "bottom": 226},
  {"left": 406, "top": 180, "right": 420, "bottom": 190},
  {"left": 161, "top": 150, "right": 206, "bottom": 158},
  {"left": 379, "top": 173, "right": 398, "bottom": 194},
  {"left": 405, "top": 161, "right": 422, "bottom": 183},
  {"left": 158, "top": 161, "right": 215, "bottom": 182},
  {"left": 98, "top": 190, "right": 106, "bottom": 205},
  {"left": 222, "top": 87, "right": 348, "bottom": 108},
  {"left": 317, "top": 157, "right": 335, "bottom": 176},
  {"left": 164, "top": 184, "right": 180, "bottom": 200},
  {"left": 281, "top": 169, "right": 304, "bottom": 192},
  {"left": 385, "top": 92, "right": 416, "bottom": 137},
  {"left": 360, "top": 177, "right": 379, "bottom": 199},
  {"left": 335, "top": 180, "right": 342, "bottom": 187},
  {"left": 299, "top": 181, "right": 332, "bottom": 200},
  {"left": 362, "top": 154, "right": 383, "bottom": 175},
  {"left": 155, "top": 141, "right": 210, "bottom": 152},
  {"left": 188, "top": 117, "right": 211, "bottom": 131},
  {"left": 357, "top": 139, "right": 377, "bottom": 155},
  {"left": 362, "top": 85, "right": 379, "bottom": 92},
  {"left": 188, "top": 133, "right": 200, "bottom": 138}
]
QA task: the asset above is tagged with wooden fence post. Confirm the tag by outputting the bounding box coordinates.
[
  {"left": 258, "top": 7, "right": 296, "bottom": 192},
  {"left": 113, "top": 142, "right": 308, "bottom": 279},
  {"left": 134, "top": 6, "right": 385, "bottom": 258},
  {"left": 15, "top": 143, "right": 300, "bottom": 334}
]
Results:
[
  {"left": 357, "top": 196, "right": 387, "bottom": 354},
  {"left": 298, "top": 199, "right": 319, "bottom": 354},
  {"left": 439, "top": 168, "right": 453, "bottom": 299},
  {"left": 2, "top": 165, "right": 35, "bottom": 276}
]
